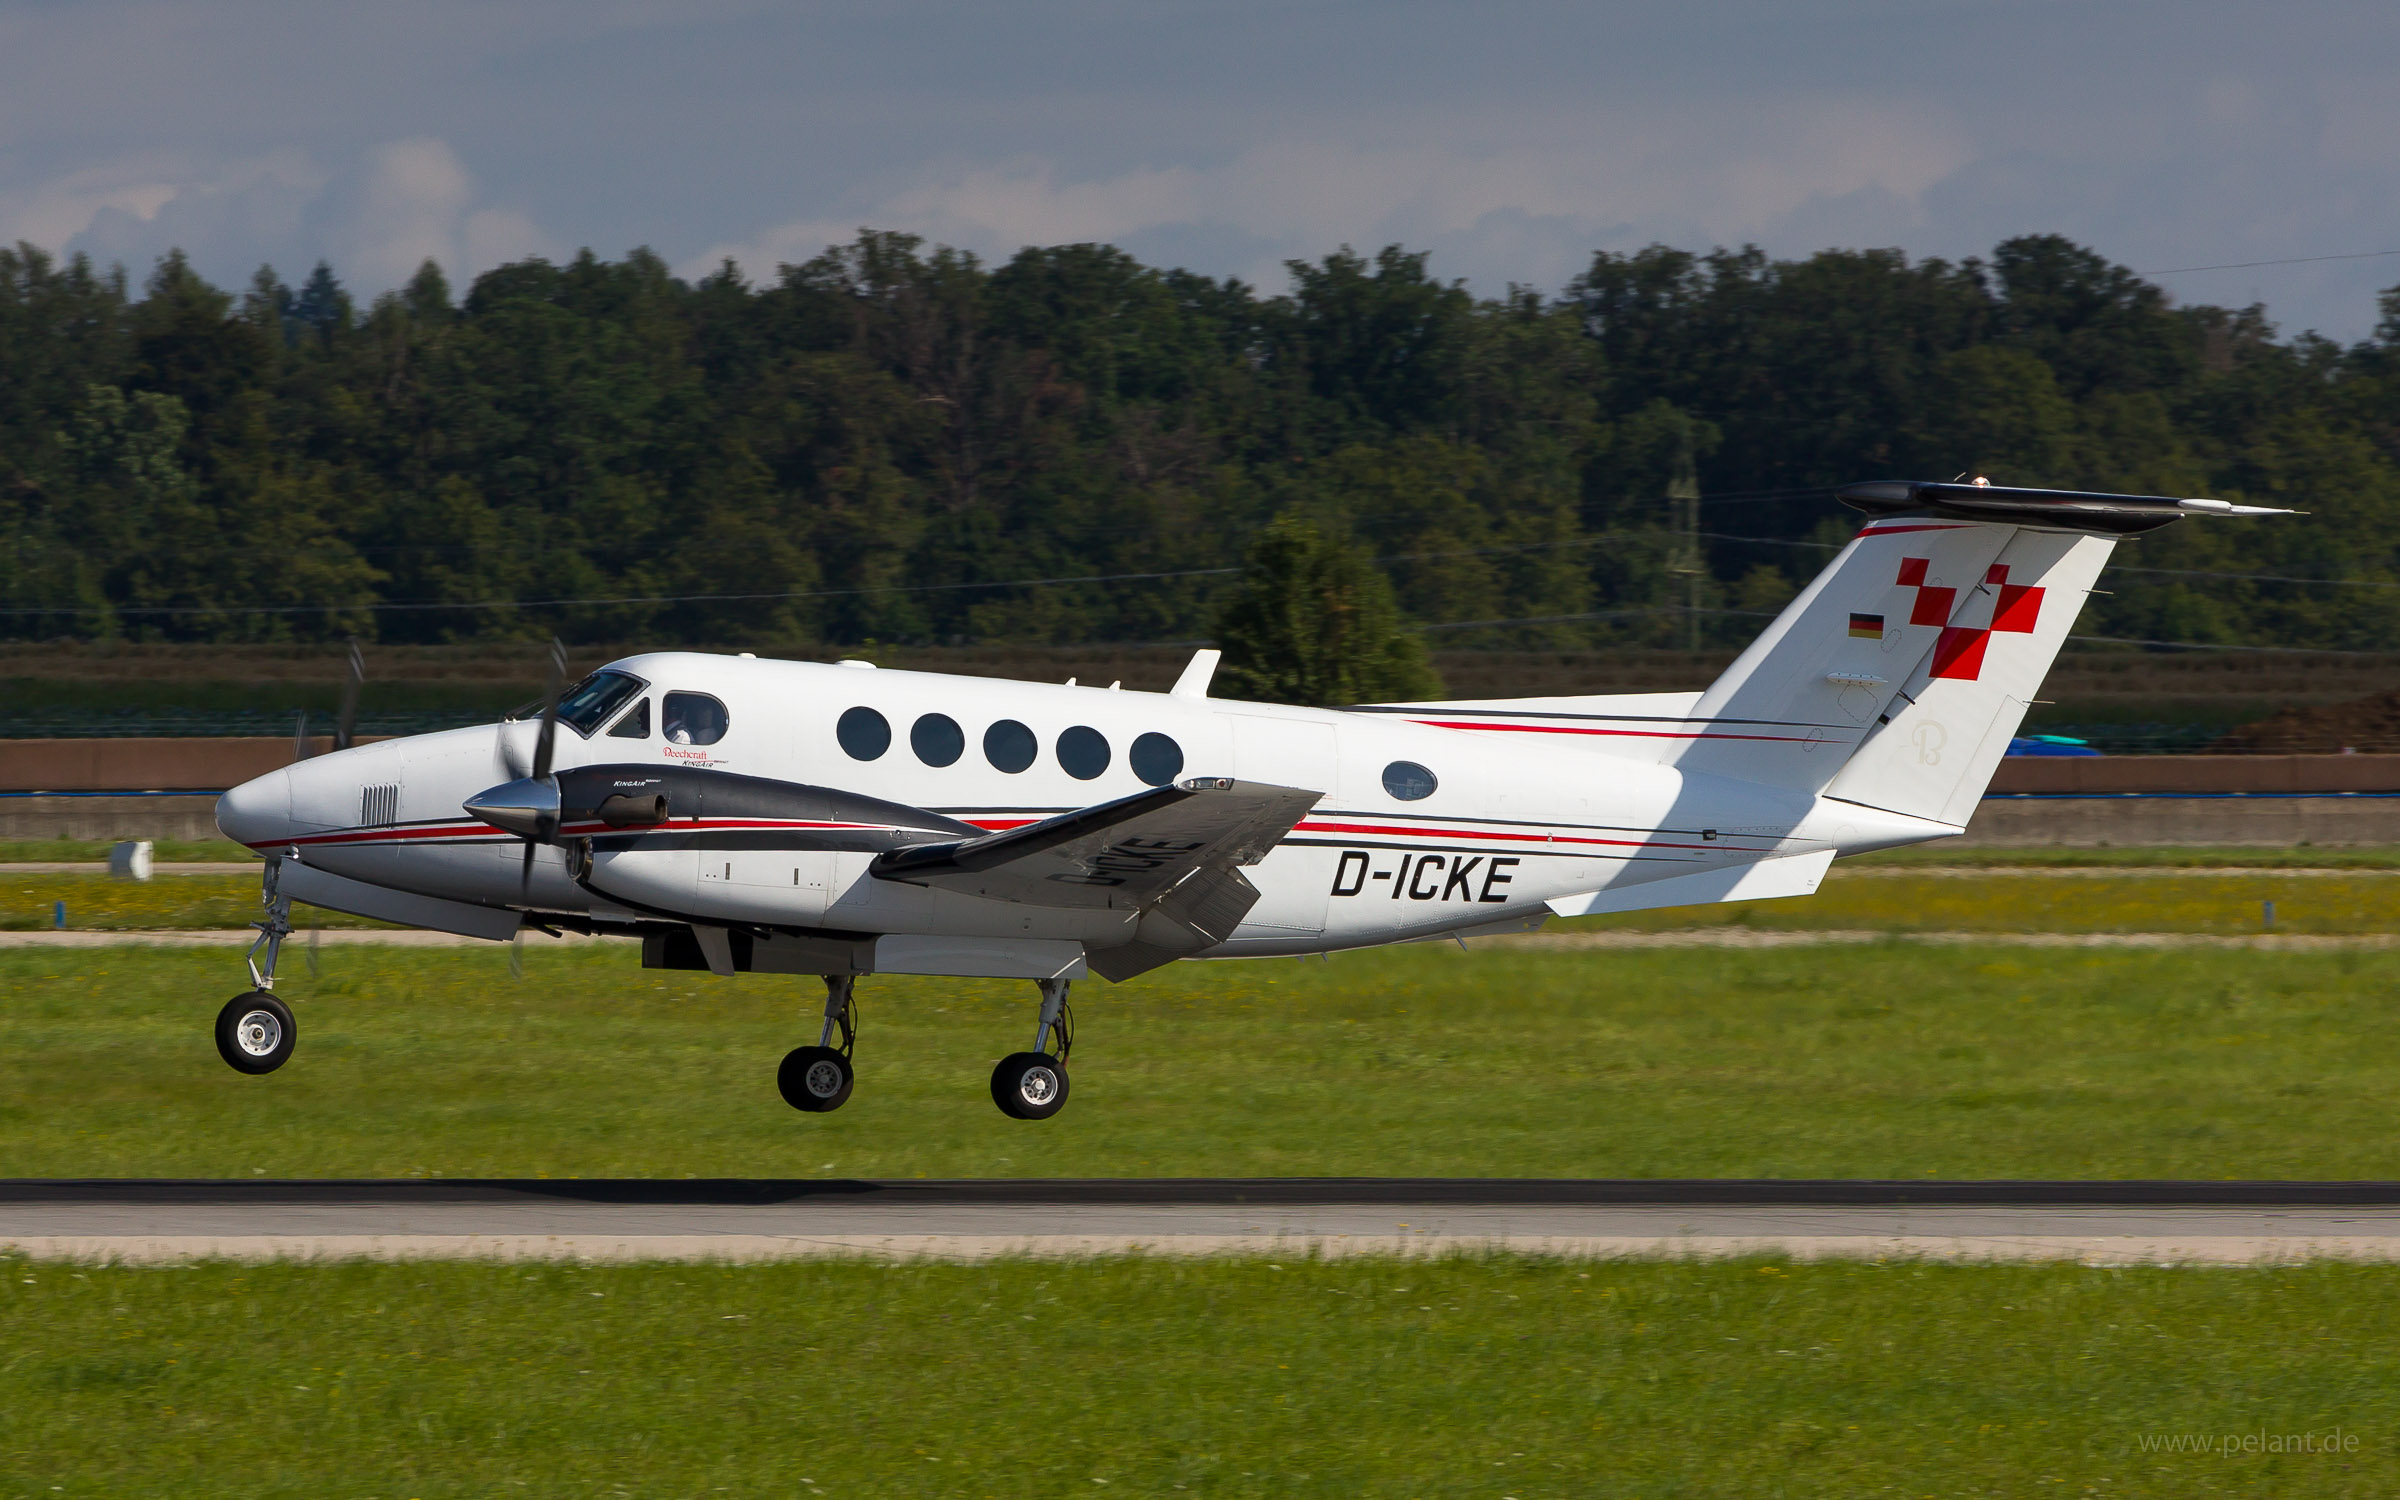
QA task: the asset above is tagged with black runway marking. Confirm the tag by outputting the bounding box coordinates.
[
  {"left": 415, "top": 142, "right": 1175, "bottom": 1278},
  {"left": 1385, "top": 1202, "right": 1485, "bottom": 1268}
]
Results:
[{"left": 7, "top": 1178, "right": 2400, "bottom": 1207}]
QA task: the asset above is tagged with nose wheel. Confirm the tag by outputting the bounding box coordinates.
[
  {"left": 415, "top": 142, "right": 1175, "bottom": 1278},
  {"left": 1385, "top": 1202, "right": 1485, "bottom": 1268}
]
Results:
[
  {"left": 215, "top": 990, "right": 296, "bottom": 1074},
  {"left": 217, "top": 859, "right": 299, "bottom": 1074},
  {"left": 992, "top": 977, "right": 1073, "bottom": 1119},
  {"left": 779, "top": 974, "right": 858, "bottom": 1113}
]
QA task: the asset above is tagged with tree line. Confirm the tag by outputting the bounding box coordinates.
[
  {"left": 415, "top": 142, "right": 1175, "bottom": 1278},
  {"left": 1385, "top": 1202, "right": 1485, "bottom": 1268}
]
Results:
[{"left": 2, "top": 231, "right": 2396, "bottom": 653}]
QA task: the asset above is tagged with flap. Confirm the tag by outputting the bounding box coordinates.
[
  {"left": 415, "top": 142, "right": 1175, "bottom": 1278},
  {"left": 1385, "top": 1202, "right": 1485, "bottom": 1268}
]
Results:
[{"left": 871, "top": 777, "right": 1321, "bottom": 908}]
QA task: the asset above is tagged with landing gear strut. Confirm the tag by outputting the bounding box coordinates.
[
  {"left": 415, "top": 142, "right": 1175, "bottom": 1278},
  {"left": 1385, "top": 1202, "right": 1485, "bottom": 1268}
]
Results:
[
  {"left": 778, "top": 974, "right": 857, "bottom": 1113},
  {"left": 991, "top": 977, "right": 1072, "bottom": 1120},
  {"left": 216, "top": 858, "right": 298, "bottom": 1074}
]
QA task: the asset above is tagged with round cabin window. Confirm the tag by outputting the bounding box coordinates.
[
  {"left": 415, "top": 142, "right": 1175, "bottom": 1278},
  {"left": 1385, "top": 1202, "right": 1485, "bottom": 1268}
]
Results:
[
  {"left": 1057, "top": 725, "right": 1111, "bottom": 780},
  {"left": 911, "top": 712, "right": 965, "bottom": 767},
  {"left": 1129, "top": 732, "right": 1184, "bottom": 787},
  {"left": 983, "top": 719, "right": 1037, "bottom": 773},
  {"left": 1382, "top": 760, "right": 1437, "bottom": 801},
  {"left": 837, "top": 706, "right": 891, "bottom": 761}
]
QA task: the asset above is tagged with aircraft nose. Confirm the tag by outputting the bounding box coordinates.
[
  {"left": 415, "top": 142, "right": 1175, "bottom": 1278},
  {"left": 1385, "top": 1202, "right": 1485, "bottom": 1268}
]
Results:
[{"left": 216, "top": 767, "right": 295, "bottom": 849}]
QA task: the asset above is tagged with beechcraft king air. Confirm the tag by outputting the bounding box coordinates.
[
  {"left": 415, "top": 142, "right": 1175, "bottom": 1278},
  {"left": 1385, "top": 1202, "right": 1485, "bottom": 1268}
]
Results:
[{"left": 210, "top": 480, "right": 2286, "bottom": 1118}]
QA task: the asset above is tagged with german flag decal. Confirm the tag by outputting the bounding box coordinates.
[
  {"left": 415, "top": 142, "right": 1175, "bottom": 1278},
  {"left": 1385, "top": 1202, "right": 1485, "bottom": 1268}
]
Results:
[{"left": 1848, "top": 612, "right": 1884, "bottom": 639}]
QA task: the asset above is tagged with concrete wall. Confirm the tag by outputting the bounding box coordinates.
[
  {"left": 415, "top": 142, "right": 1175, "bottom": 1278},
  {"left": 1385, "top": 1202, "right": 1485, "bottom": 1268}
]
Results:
[
  {"left": 0, "top": 737, "right": 379, "bottom": 793},
  {"left": 0, "top": 795, "right": 224, "bottom": 842},
  {"left": 1960, "top": 795, "right": 2400, "bottom": 847}
]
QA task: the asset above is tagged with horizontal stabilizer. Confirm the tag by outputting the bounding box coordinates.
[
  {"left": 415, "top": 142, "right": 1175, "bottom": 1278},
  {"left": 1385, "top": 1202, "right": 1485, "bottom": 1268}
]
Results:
[{"left": 1839, "top": 480, "right": 2294, "bottom": 536}]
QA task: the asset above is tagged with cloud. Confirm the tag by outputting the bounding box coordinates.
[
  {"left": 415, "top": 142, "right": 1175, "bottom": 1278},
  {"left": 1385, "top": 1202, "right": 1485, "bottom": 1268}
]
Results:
[
  {"left": 318, "top": 138, "right": 557, "bottom": 289},
  {"left": 5, "top": 137, "right": 557, "bottom": 295},
  {"left": 682, "top": 93, "right": 1971, "bottom": 294}
]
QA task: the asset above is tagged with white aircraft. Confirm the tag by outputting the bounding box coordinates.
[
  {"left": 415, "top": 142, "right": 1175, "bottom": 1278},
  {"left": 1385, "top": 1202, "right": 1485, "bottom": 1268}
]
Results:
[{"left": 210, "top": 480, "right": 2285, "bottom": 1117}]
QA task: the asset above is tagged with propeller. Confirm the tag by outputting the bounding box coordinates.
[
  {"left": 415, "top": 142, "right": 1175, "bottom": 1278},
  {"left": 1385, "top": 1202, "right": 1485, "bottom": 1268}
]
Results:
[
  {"left": 333, "top": 637, "right": 364, "bottom": 752},
  {"left": 519, "top": 638, "right": 569, "bottom": 897}
]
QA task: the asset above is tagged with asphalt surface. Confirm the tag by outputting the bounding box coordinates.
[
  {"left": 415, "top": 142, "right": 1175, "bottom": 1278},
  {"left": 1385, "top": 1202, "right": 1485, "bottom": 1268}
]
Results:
[{"left": 8, "top": 1180, "right": 2400, "bottom": 1263}]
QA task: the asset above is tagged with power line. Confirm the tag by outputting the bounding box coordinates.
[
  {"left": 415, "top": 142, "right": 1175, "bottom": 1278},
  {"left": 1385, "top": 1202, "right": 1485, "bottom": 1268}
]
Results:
[{"left": 2142, "top": 249, "right": 2400, "bottom": 276}]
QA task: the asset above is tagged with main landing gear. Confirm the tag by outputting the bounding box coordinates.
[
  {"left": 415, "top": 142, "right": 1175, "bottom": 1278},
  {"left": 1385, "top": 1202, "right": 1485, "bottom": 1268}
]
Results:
[
  {"left": 774, "top": 974, "right": 1076, "bottom": 1121},
  {"left": 991, "top": 977, "right": 1072, "bottom": 1121},
  {"left": 215, "top": 860, "right": 297, "bottom": 1074},
  {"left": 778, "top": 975, "right": 858, "bottom": 1112}
]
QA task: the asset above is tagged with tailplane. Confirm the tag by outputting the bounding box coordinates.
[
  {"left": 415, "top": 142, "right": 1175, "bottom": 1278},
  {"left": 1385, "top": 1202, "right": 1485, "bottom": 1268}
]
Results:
[
  {"left": 1363, "top": 481, "right": 2289, "bottom": 828},
  {"left": 1672, "top": 480, "right": 2290, "bottom": 820}
]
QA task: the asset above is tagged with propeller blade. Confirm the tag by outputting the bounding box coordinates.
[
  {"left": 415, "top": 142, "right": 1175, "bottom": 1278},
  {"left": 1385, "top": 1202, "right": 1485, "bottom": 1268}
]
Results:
[
  {"left": 292, "top": 709, "right": 311, "bottom": 761},
  {"left": 520, "top": 838, "right": 538, "bottom": 901},
  {"left": 531, "top": 637, "right": 567, "bottom": 782},
  {"left": 333, "top": 637, "right": 364, "bottom": 752}
]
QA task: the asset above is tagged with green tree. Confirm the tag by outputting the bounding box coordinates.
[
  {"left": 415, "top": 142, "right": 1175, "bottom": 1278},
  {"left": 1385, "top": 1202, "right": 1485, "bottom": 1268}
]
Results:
[{"left": 1214, "top": 514, "right": 1442, "bottom": 706}]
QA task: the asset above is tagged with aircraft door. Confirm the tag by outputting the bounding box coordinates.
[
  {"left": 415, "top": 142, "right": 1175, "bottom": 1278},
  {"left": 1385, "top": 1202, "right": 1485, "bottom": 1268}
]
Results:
[{"left": 1229, "top": 714, "right": 1336, "bottom": 935}]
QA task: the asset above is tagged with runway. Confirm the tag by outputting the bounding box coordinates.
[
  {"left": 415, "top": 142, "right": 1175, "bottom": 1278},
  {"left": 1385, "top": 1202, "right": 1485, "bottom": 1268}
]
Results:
[{"left": 8, "top": 1179, "right": 2400, "bottom": 1264}]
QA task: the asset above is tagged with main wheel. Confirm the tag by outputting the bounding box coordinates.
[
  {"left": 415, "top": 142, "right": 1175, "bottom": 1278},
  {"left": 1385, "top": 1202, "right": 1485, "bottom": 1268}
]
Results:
[
  {"left": 778, "top": 1045, "right": 854, "bottom": 1113},
  {"left": 215, "top": 991, "right": 296, "bottom": 1074},
  {"left": 990, "top": 1051, "right": 1069, "bottom": 1120}
]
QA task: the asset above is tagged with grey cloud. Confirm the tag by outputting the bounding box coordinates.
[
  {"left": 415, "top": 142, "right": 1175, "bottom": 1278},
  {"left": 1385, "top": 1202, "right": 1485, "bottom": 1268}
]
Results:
[{"left": 0, "top": 0, "right": 2393, "bottom": 335}]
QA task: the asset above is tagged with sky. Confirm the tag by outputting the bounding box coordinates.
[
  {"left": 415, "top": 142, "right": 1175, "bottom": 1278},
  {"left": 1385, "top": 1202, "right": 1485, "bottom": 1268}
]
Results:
[{"left": 2, "top": 0, "right": 2396, "bottom": 339}]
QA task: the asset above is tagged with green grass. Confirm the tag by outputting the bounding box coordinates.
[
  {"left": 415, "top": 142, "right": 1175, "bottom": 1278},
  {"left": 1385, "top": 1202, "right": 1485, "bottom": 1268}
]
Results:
[
  {"left": 0, "top": 837, "right": 251, "bottom": 863},
  {"left": 4, "top": 1253, "right": 2396, "bottom": 1497},
  {"left": 2, "top": 871, "right": 386, "bottom": 931},
  {"left": 1590, "top": 869, "right": 2400, "bottom": 935},
  {"left": 1850, "top": 844, "right": 2400, "bottom": 869},
  {"left": 8, "top": 942, "right": 2400, "bottom": 1179}
]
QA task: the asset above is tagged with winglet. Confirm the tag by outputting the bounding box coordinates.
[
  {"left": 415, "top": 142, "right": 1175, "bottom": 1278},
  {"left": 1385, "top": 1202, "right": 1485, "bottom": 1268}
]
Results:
[{"left": 1170, "top": 648, "right": 1222, "bottom": 699}]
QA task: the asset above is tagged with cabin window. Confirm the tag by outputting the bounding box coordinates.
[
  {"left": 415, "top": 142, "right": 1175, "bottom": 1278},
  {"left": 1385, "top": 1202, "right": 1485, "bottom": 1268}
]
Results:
[
  {"left": 556, "top": 670, "right": 644, "bottom": 736},
  {"left": 663, "top": 692, "right": 730, "bottom": 747},
  {"left": 606, "top": 698, "right": 651, "bottom": 739},
  {"left": 837, "top": 706, "right": 892, "bottom": 760},
  {"left": 912, "top": 712, "right": 965, "bottom": 767},
  {"left": 1057, "top": 725, "right": 1111, "bottom": 780},
  {"left": 1382, "top": 760, "right": 1437, "bottom": 801},
  {"left": 984, "top": 719, "right": 1037, "bottom": 773},
  {"left": 1130, "top": 732, "right": 1184, "bottom": 787}
]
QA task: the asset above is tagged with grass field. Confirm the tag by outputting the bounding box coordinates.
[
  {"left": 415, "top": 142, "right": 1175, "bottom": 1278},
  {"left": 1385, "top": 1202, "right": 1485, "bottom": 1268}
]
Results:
[
  {"left": 0, "top": 837, "right": 254, "bottom": 864},
  {"left": 7, "top": 940, "right": 2400, "bottom": 1179},
  {"left": 13, "top": 864, "right": 2400, "bottom": 934},
  {"left": 4, "top": 1253, "right": 2396, "bottom": 1497},
  {"left": 2, "top": 871, "right": 387, "bottom": 930}
]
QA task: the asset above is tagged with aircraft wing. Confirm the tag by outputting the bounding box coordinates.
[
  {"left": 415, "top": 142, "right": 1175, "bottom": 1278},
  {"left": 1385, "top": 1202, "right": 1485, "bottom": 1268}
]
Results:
[{"left": 871, "top": 777, "right": 1321, "bottom": 909}]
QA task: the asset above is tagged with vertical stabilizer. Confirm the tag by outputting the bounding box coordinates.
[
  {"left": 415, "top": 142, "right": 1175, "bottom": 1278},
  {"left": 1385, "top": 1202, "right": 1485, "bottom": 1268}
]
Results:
[
  {"left": 1821, "top": 528, "right": 2115, "bottom": 825},
  {"left": 1667, "top": 519, "right": 2023, "bottom": 792}
]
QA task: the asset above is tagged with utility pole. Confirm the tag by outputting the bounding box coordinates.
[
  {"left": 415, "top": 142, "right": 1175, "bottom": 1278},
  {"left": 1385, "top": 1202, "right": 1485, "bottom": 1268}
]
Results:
[{"left": 1666, "top": 413, "right": 1702, "bottom": 651}]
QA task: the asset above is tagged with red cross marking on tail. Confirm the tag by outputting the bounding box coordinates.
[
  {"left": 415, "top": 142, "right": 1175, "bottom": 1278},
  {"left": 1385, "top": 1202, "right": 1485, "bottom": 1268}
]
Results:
[{"left": 1894, "top": 559, "right": 2045, "bottom": 683}]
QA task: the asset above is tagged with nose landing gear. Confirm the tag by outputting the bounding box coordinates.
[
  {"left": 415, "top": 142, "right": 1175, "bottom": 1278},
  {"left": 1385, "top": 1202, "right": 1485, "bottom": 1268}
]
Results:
[
  {"left": 991, "top": 976, "right": 1072, "bottom": 1120},
  {"left": 216, "top": 859, "right": 298, "bottom": 1074},
  {"left": 778, "top": 974, "right": 858, "bottom": 1112}
]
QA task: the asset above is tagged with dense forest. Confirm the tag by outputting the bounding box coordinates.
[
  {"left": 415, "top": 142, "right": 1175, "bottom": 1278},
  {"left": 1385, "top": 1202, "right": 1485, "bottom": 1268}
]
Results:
[{"left": 2, "top": 230, "right": 2397, "bottom": 650}]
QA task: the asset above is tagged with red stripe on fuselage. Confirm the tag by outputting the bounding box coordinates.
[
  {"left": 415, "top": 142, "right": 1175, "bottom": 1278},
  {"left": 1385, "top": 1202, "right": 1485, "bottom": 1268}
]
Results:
[{"left": 1408, "top": 719, "right": 1826, "bottom": 743}]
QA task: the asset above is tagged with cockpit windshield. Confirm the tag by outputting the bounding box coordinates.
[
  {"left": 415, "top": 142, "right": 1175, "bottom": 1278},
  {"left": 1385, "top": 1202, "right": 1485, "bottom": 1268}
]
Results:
[{"left": 554, "top": 670, "right": 646, "bottom": 736}]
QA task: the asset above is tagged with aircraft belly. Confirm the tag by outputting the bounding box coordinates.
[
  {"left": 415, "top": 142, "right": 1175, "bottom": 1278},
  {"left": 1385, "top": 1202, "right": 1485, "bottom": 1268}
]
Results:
[{"left": 299, "top": 841, "right": 528, "bottom": 909}]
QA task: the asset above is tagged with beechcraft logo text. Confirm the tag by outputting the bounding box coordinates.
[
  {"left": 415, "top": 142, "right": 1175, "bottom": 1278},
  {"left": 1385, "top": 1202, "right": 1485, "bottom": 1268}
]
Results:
[{"left": 1891, "top": 557, "right": 2044, "bottom": 682}]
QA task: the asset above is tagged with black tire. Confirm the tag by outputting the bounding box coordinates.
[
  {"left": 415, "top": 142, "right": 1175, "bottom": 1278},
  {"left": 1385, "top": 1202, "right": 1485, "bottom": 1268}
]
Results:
[
  {"left": 990, "top": 1051, "right": 1069, "bottom": 1120},
  {"left": 214, "top": 991, "right": 296, "bottom": 1075},
  {"left": 778, "top": 1045, "right": 854, "bottom": 1113}
]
